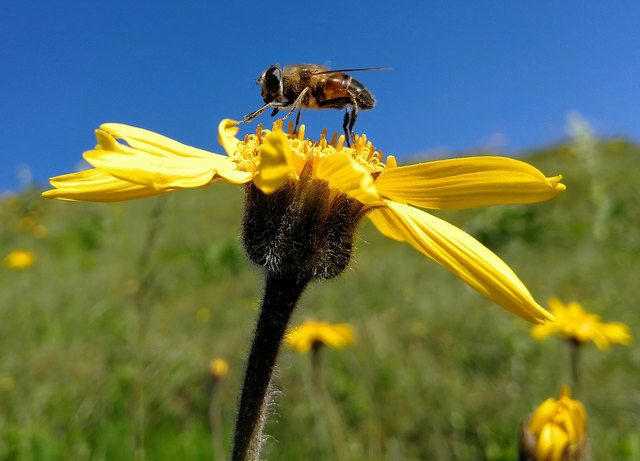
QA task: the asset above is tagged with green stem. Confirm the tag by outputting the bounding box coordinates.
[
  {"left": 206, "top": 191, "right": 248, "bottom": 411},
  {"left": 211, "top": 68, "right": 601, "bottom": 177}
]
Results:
[
  {"left": 132, "top": 195, "right": 168, "bottom": 460},
  {"left": 569, "top": 339, "right": 581, "bottom": 396},
  {"left": 311, "top": 346, "right": 348, "bottom": 461},
  {"left": 231, "top": 271, "right": 310, "bottom": 461},
  {"left": 209, "top": 382, "right": 225, "bottom": 460}
]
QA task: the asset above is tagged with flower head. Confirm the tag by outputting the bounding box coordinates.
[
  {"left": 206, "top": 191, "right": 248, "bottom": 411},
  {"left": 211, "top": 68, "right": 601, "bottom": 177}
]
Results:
[
  {"left": 209, "top": 358, "right": 229, "bottom": 380},
  {"left": 43, "top": 120, "right": 565, "bottom": 322},
  {"left": 285, "top": 320, "right": 354, "bottom": 354},
  {"left": 4, "top": 249, "right": 36, "bottom": 269},
  {"left": 520, "top": 386, "right": 587, "bottom": 461},
  {"left": 531, "top": 298, "right": 632, "bottom": 349}
]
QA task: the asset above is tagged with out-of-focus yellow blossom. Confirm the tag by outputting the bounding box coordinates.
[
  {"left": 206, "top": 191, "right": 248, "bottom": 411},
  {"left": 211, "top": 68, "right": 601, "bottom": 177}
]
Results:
[
  {"left": 0, "top": 376, "right": 16, "bottom": 391},
  {"left": 43, "top": 120, "right": 566, "bottom": 323},
  {"left": 18, "top": 216, "right": 36, "bottom": 231},
  {"left": 531, "top": 298, "right": 632, "bottom": 350},
  {"left": 197, "top": 307, "right": 212, "bottom": 323},
  {"left": 210, "top": 358, "right": 229, "bottom": 379},
  {"left": 520, "top": 386, "right": 587, "bottom": 461},
  {"left": 285, "top": 320, "right": 354, "bottom": 353},
  {"left": 32, "top": 224, "right": 49, "bottom": 239},
  {"left": 4, "top": 250, "right": 36, "bottom": 269}
]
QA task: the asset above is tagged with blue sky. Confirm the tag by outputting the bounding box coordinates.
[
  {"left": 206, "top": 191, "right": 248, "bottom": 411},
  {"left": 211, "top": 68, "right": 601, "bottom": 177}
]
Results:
[{"left": 2, "top": 1, "right": 638, "bottom": 192}]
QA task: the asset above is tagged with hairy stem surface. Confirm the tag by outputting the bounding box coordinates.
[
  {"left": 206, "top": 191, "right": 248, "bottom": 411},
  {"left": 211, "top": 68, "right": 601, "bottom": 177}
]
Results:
[{"left": 231, "top": 271, "right": 310, "bottom": 461}]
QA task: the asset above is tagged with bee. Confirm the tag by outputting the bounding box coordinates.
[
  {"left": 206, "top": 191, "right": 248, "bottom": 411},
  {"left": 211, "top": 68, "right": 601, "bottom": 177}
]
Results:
[{"left": 241, "top": 64, "right": 389, "bottom": 146}]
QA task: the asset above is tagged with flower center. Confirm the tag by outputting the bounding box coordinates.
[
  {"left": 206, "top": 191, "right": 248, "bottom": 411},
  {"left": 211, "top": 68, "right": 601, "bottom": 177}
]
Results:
[{"left": 230, "top": 120, "right": 392, "bottom": 176}]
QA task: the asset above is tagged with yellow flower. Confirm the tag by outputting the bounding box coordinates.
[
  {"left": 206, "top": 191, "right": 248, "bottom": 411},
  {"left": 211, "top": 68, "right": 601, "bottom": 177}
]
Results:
[
  {"left": 210, "top": 358, "right": 229, "bottom": 379},
  {"left": 531, "top": 298, "right": 632, "bottom": 349},
  {"left": 0, "top": 376, "right": 16, "bottom": 391},
  {"left": 18, "top": 216, "right": 36, "bottom": 231},
  {"left": 32, "top": 224, "right": 49, "bottom": 239},
  {"left": 285, "top": 320, "right": 354, "bottom": 353},
  {"left": 196, "top": 307, "right": 212, "bottom": 323},
  {"left": 43, "top": 120, "right": 565, "bottom": 323},
  {"left": 521, "top": 386, "right": 587, "bottom": 461},
  {"left": 4, "top": 249, "right": 36, "bottom": 269}
]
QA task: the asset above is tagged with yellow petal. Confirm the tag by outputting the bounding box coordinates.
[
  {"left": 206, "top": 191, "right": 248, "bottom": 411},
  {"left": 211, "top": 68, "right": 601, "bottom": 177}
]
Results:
[
  {"left": 374, "top": 156, "right": 565, "bottom": 210},
  {"left": 538, "top": 424, "right": 569, "bottom": 461},
  {"left": 42, "top": 168, "right": 173, "bottom": 202},
  {"left": 530, "top": 323, "right": 558, "bottom": 340},
  {"left": 101, "top": 123, "right": 224, "bottom": 159},
  {"left": 98, "top": 126, "right": 249, "bottom": 184},
  {"left": 315, "top": 154, "right": 382, "bottom": 205},
  {"left": 528, "top": 398, "right": 558, "bottom": 434},
  {"left": 217, "top": 119, "right": 241, "bottom": 156},
  {"left": 368, "top": 201, "right": 554, "bottom": 323},
  {"left": 252, "top": 130, "right": 295, "bottom": 194},
  {"left": 83, "top": 148, "right": 224, "bottom": 190},
  {"left": 590, "top": 332, "right": 611, "bottom": 351},
  {"left": 602, "top": 322, "right": 632, "bottom": 345},
  {"left": 215, "top": 168, "right": 253, "bottom": 185},
  {"left": 547, "top": 297, "right": 566, "bottom": 312},
  {"left": 321, "top": 323, "right": 355, "bottom": 349}
]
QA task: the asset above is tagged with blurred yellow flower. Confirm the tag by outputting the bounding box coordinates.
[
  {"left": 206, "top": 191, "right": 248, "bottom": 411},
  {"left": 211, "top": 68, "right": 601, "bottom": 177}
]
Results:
[
  {"left": 32, "top": 224, "right": 49, "bottom": 239},
  {"left": 285, "top": 320, "right": 354, "bottom": 353},
  {"left": 43, "top": 119, "right": 565, "bottom": 323},
  {"left": 4, "top": 249, "right": 36, "bottom": 269},
  {"left": 521, "top": 386, "right": 587, "bottom": 461},
  {"left": 210, "top": 358, "right": 229, "bottom": 379},
  {"left": 196, "top": 307, "right": 212, "bottom": 323},
  {"left": 0, "top": 376, "right": 16, "bottom": 391},
  {"left": 531, "top": 298, "right": 632, "bottom": 350},
  {"left": 18, "top": 216, "right": 36, "bottom": 231}
]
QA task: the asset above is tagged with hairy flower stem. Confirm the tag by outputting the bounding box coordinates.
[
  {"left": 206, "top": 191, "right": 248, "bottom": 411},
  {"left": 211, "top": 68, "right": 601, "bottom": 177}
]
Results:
[{"left": 232, "top": 271, "right": 311, "bottom": 461}]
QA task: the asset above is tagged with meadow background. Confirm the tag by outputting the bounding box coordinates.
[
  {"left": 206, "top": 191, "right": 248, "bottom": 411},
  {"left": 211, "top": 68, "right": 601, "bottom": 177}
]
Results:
[{"left": 1, "top": 125, "right": 639, "bottom": 460}]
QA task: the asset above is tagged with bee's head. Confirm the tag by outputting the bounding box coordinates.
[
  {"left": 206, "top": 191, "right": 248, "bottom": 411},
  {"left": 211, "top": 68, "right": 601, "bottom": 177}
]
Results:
[{"left": 257, "top": 64, "right": 283, "bottom": 103}]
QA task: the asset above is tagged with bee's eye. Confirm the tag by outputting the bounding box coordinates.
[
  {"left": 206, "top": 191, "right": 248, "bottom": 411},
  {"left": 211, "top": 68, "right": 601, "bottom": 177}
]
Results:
[
  {"left": 260, "top": 65, "right": 283, "bottom": 103},
  {"left": 264, "top": 66, "right": 282, "bottom": 89}
]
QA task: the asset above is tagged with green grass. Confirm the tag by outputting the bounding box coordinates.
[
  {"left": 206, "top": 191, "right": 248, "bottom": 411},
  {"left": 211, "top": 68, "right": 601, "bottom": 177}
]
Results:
[{"left": 1, "top": 138, "right": 639, "bottom": 460}]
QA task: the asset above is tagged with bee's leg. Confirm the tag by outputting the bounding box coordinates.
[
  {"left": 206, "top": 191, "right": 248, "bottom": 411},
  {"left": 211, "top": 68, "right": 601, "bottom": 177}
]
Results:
[
  {"left": 293, "top": 107, "right": 303, "bottom": 134},
  {"left": 242, "top": 101, "right": 290, "bottom": 123},
  {"left": 348, "top": 103, "right": 359, "bottom": 145},
  {"left": 281, "top": 87, "right": 310, "bottom": 121},
  {"left": 342, "top": 107, "right": 352, "bottom": 147},
  {"left": 241, "top": 104, "right": 271, "bottom": 123}
]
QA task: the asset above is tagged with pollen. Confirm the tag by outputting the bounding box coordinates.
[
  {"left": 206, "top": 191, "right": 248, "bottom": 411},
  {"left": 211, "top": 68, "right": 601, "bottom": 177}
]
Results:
[{"left": 229, "top": 120, "right": 392, "bottom": 177}]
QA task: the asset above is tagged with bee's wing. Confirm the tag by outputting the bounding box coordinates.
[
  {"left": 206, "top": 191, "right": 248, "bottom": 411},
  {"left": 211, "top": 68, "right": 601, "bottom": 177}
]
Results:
[{"left": 309, "top": 67, "right": 392, "bottom": 75}]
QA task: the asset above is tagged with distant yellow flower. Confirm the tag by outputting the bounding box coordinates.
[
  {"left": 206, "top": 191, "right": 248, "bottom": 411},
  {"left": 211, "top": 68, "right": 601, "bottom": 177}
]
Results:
[
  {"left": 32, "top": 224, "right": 49, "bottom": 239},
  {"left": 43, "top": 120, "right": 565, "bottom": 323},
  {"left": 521, "top": 386, "right": 587, "bottom": 461},
  {"left": 196, "top": 307, "right": 212, "bottom": 323},
  {"left": 286, "top": 321, "right": 354, "bottom": 353},
  {"left": 531, "top": 298, "right": 632, "bottom": 350},
  {"left": 18, "top": 216, "right": 36, "bottom": 231},
  {"left": 0, "top": 376, "right": 16, "bottom": 391},
  {"left": 4, "top": 249, "right": 36, "bottom": 269},
  {"left": 210, "top": 358, "right": 229, "bottom": 379}
]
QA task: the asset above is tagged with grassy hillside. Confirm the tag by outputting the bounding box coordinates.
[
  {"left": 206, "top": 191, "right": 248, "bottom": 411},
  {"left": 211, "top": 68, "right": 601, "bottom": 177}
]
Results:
[{"left": 1, "top": 137, "right": 638, "bottom": 460}]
